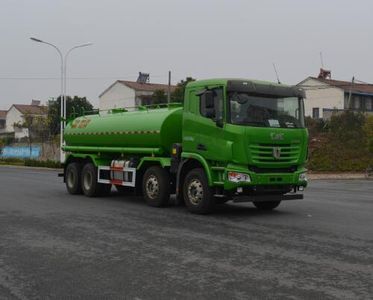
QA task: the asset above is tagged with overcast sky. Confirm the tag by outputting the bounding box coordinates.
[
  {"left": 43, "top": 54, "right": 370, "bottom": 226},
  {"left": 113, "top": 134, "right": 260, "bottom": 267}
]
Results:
[{"left": 1, "top": 0, "right": 372, "bottom": 110}]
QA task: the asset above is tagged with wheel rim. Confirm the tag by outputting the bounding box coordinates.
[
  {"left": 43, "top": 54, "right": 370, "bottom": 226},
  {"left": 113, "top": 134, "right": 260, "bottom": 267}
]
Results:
[
  {"left": 67, "top": 170, "right": 75, "bottom": 188},
  {"left": 187, "top": 179, "right": 203, "bottom": 205},
  {"left": 146, "top": 175, "right": 159, "bottom": 199},
  {"left": 83, "top": 171, "right": 92, "bottom": 191}
]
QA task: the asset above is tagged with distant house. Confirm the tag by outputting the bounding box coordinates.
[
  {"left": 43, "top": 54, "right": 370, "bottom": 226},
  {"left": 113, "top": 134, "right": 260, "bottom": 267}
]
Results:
[
  {"left": 5, "top": 100, "right": 47, "bottom": 139},
  {"left": 0, "top": 110, "right": 6, "bottom": 134},
  {"left": 99, "top": 80, "right": 177, "bottom": 111},
  {"left": 298, "top": 73, "right": 373, "bottom": 119}
]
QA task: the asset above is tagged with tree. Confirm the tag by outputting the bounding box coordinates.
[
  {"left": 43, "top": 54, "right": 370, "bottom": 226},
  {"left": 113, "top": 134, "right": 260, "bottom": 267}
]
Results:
[
  {"left": 363, "top": 115, "right": 373, "bottom": 153},
  {"left": 152, "top": 90, "right": 168, "bottom": 104},
  {"left": 171, "top": 77, "right": 196, "bottom": 103},
  {"left": 14, "top": 110, "right": 49, "bottom": 156},
  {"left": 328, "top": 111, "right": 366, "bottom": 148},
  {"left": 48, "top": 96, "right": 94, "bottom": 135}
]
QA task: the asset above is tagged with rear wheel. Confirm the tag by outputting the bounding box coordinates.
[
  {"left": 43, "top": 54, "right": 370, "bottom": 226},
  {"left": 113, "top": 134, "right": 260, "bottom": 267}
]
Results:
[
  {"left": 142, "top": 166, "right": 170, "bottom": 207},
  {"left": 183, "top": 168, "right": 215, "bottom": 214},
  {"left": 65, "top": 162, "right": 82, "bottom": 194},
  {"left": 81, "top": 163, "right": 111, "bottom": 197},
  {"left": 253, "top": 200, "right": 281, "bottom": 211}
]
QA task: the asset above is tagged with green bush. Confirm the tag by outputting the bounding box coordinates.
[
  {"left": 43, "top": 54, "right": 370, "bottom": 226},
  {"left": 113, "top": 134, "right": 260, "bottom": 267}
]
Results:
[
  {"left": 307, "top": 111, "right": 373, "bottom": 171},
  {"left": 24, "top": 159, "right": 62, "bottom": 168}
]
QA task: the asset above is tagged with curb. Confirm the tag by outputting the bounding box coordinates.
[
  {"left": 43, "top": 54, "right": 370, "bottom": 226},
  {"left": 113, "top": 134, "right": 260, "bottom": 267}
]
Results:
[
  {"left": 0, "top": 165, "right": 63, "bottom": 172},
  {"left": 308, "top": 173, "right": 369, "bottom": 180}
]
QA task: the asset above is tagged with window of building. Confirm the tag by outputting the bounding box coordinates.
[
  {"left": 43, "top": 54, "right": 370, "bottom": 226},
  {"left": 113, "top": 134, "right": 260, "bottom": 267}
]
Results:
[
  {"left": 365, "top": 97, "right": 373, "bottom": 111},
  {"left": 353, "top": 96, "right": 361, "bottom": 109},
  {"left": 312, "top": 107, "right": 320, "bottom": 119}
]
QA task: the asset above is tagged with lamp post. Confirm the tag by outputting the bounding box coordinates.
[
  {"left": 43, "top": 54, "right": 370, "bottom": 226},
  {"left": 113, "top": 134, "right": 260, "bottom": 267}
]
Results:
[
  {"left": 63, "top": 43, "right": 93, "bottom": 133},
  {"left": 30, "top": 37, "right": 92, "bottom": 163}
]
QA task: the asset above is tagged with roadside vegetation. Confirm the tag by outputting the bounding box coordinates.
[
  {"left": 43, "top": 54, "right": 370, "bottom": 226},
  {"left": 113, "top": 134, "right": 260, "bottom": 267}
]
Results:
[
  {"left": 0, "top": 158, "right": 62, "bottom": 168},
  {"left": 307, "top": 112, "right": 373, "bottom": 172}
]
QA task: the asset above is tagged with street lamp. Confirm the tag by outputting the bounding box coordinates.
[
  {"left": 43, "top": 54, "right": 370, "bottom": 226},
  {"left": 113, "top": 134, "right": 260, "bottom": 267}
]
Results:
[
  {"left": 30, "top": 37, "right": 92, "bottom": 163},
  {"left": 63, "top": 43, "right": 93, "bottom": 133}
]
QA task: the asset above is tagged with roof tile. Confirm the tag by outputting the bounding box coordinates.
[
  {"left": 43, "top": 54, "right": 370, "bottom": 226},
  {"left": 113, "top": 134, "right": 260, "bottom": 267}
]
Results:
[
  {"left": 310, "top": 77, "right": 373, "bottom": 95},
  {"left": 118, "top": 80, "right": 177, "bottom": 92},
  {"left": 13, "top": 104, "right": 47, "bottom": 115}
]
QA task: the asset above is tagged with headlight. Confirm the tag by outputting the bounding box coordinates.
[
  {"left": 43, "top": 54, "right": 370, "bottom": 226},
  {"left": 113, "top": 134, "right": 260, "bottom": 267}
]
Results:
[
  {"left": 299, "top": 173, "right": 307, "bottom": 181},
  {"left": 228, "top": 172, "right": 251, "bottom": 183}
]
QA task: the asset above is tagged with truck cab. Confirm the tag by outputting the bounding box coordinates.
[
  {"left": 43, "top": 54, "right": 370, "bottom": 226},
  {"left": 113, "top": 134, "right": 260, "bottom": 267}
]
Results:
[{"left": 177, "top": 79, "right": 308, "bottom": 212}]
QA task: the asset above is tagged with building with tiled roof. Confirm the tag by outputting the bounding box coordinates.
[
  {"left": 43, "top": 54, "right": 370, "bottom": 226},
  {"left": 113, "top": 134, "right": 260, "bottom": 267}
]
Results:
[
  {"left": 99, "top": 78, "right": 177, "bottom": 111},
  {"left": 298, "top": 72, "right": 373, "bottom": 119},
  {"left": 4, "top": 100, "right": 47, "bottom": 139}
]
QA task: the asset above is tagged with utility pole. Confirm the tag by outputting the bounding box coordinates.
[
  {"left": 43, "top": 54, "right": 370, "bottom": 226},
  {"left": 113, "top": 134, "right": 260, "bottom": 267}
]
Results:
[
  {"left": 167, "top": 71, "right": 171, "bottom": 103},
  {"left": 272, "top": 63, "right": 281, "bottom": 84},
  {"left": 347, "top": 76, "right": 355, "bottom": 110},
  {"left": 320, "top": 52, "right": 324, "bottom": 68}
]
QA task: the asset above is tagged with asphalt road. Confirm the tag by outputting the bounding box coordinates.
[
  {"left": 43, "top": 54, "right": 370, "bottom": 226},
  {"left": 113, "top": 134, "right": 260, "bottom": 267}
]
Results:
[{"left": 0, "top": 166, "right": 372, "bottom": 300}]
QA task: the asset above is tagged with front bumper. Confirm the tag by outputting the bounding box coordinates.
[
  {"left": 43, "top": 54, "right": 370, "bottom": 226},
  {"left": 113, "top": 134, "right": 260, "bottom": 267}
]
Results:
[{"left": 221, "top": 165, "right": 308, "bottom": 191}]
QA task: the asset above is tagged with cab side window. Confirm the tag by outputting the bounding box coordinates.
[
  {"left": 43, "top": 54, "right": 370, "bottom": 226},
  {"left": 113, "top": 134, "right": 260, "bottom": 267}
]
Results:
[{"left": 199, "top": 88, "right": 223, "bottom": 120}]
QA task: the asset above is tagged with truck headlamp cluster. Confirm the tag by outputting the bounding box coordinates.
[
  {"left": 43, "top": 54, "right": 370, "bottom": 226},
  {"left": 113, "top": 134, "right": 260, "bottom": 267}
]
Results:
[
  {"left": 299, "top": 173, "right": 307, "bottom": 182},
  {"left": 228, "top": 172, "right": 251, "bottom": 183}
]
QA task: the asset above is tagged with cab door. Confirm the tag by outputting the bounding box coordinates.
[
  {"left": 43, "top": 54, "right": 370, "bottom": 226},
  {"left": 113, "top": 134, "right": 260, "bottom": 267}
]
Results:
[{"left": 183, "top": 87, "right": 227, "bottom": 162}]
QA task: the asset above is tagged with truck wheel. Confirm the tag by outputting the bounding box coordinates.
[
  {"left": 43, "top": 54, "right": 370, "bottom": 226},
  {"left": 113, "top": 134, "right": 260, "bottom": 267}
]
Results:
[
  {"left": 65, "top": 162, "right": 82, "bottom": 194},
  {"left": 183, "top": 168, "right": 215, "bottom": 214},
  {"left": 253, "top": 201, "right": 281, "bottom": 210},
  {"left": 142, "top": 166, "right": 170, "bottom": 207},
  {"left": 81, "top": 163, "right": 111, "bottom": 197}
]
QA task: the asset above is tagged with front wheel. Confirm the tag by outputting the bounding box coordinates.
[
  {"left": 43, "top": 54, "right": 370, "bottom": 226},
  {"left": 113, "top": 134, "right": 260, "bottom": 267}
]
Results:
[
  {"left": 183, "top": 168, "right": 215, "bottom": 214},
  {"left": 253, "top": 201, "right": 281, "bottom": 211}
]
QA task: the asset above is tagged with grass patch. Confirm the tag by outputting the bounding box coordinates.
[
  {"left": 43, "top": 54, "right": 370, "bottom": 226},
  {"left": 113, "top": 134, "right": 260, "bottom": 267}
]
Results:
[{"left": 0, "top": 158, "right": 62, "bottom": 169}]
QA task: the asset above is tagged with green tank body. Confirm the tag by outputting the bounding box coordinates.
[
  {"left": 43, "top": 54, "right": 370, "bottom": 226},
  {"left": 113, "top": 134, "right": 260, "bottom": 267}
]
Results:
[{"left": 64, "top": 106, "right": 183, "bottom": 155}]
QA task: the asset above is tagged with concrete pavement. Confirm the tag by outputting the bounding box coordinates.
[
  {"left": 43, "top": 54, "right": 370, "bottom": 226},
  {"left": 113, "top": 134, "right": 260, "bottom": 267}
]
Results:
[{"left": 0, "top": 166, "right": 372, "bottom": 299}]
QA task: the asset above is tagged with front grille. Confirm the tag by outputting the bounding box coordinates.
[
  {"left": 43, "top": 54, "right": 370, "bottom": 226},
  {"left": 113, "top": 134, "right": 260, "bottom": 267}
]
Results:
[
  {"left": 249, "top": 143, "right": 300, "bottom": 164},
  {"left": 248, "top": 165, "right": 297, "bottom": 173}
]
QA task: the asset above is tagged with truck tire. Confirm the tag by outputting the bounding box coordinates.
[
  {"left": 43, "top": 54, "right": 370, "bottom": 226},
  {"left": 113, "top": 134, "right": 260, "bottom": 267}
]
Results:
[
  {"left": 253, "top": 200, "right": 281, "bottom": 210},
  {"left": 142, "top": 166, "right": 170, "bottom": 207},
  {"left": 183, "top": 168, "right": 215, "bottom": 214},
  {"left": 65, "top": 162, "right": 82, "bottom": 194},
  {"left": 81, "top": 163, "right": 111, "bottom": 197}
]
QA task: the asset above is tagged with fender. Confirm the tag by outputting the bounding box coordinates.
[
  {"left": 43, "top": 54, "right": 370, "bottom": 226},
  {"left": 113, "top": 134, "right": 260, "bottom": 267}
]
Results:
[{"left": 180, "top": 152, "right": 213, "bottom": 185}]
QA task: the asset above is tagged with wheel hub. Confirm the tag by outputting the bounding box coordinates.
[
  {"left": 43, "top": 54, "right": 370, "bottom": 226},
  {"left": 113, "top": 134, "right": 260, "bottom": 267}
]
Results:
[
  {"left": 187, "top": 179, "right": 203, "bottom": 205},
  {"left": 146, "top": 175, "right": 159, "bottom": 199}
]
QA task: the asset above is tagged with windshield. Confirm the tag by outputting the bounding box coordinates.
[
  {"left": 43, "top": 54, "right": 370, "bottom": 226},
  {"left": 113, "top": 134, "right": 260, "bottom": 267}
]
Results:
[{"left": 228, "top": 92, "right": 305, "bottom": 128}]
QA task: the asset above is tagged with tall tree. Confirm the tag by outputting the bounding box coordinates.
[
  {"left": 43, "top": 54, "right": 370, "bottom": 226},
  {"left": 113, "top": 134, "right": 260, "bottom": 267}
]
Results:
[
  {"left": 171, "top": 77, "right": 196, "bottom": 103},
  {"left": 152, "top": 90, "right": 168, "bottom": 104},
  {"left": 48, "top": 96, "right": 94, "bottom": 135}
]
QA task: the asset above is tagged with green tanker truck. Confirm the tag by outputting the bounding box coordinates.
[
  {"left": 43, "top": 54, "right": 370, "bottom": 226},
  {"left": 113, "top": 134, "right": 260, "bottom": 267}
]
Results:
[{"left": 61, "top": 78, "right": 308, "bottom": 214}]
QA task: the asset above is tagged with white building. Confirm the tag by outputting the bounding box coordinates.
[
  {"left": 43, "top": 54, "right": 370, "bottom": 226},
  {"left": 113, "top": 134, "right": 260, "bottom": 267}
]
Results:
[
  {"left": 298, "top": 76, "right": 373, "bottom": 119},
  {"left": 4, "top": 101, "right": 47, "bottom": 139},
  {"left": 99, "top": 80, "right": 177, "bottom": 111},
  {"left": 0, "top": 110, "right": 6, "bottom": 134}
]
